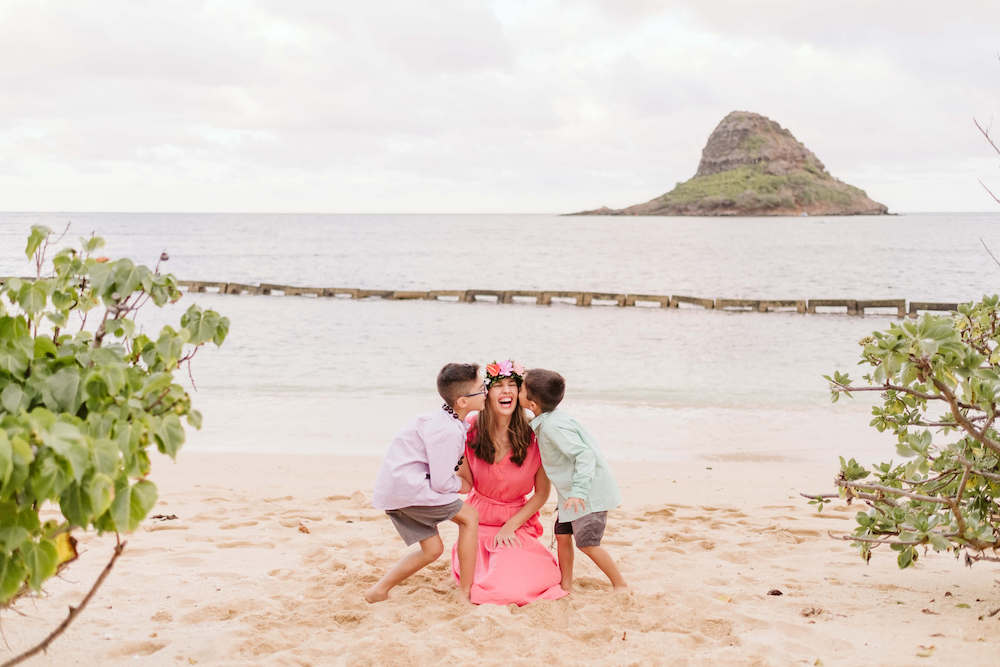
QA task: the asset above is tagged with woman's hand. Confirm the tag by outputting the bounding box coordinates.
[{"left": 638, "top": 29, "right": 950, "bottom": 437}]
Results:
[{"left": 493, "top": 523, "right": 521, "bottom": 549}]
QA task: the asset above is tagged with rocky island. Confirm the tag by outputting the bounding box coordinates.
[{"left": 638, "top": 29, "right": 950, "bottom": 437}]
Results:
[{"left": 574, "top": 111, "right": 888, "bottom": 216}]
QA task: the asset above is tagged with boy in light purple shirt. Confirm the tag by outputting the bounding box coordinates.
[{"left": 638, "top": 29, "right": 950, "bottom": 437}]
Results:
[{"left": 366, "top": 363, "right": 486, "bottom": 603}]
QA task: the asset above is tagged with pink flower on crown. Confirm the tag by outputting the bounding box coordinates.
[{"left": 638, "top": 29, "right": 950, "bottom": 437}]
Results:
[
  {"left": 498, "top": 360, "right": 513, "bottom": 376},
  {"left": 512, "top": 362, "right": 525, "bottom": 375}
]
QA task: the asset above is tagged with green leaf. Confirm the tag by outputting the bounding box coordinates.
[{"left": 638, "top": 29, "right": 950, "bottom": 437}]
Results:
[
  {"left": 33, "top": 337, "right": 57, "bottom": 359},
  {"left": 154, "top": 414, "right": 185, "bottom": 458},
  {"left": 187, "top": 409, "right": 203, "bottom": 430},
  {"left": 0, "top": 553, "right": 27, "bottom": 603},
  {"left": 0, "top": 431, "right": 11, "bottom": 488},
  {"left": 59, "top": 483, "right": 90, "bottom": 526},
  {"left": 43, "top": 420, "right": 91, "bottom": 483},
  {"left": 109, "top": 478, "right": 157, "bottom": 532},
  {"left": 92, "top": 438, "right": 120, "bottom": 476},
  {"left": 17, "top": 281, "right": 47, "bottom": 315},
  {"left": 28, "top": 453, "right": 73, "bottom": 501},
  {"left": 0, "top": 348, "right": 29, "bottom": 377},
  {"left": 0, "top": 526, "right": 30, "bottom": 553},
  {"left": 20, "top": 539, "right": 58, "bottom": 590},
  {"left": 87, "top": 473, "right": 114, "bottom": 517},
  {"left": 82, "top": 235, "right": 105, "bottom": 253},
  {"left": 50, "top": 289, "right": 75, "bottom": 310},
  {"left": 42, "top": 367, "right": 82, "bottom": 414},
  {"left": 24, "top": 225, "right": 51, "bottom": 259}
]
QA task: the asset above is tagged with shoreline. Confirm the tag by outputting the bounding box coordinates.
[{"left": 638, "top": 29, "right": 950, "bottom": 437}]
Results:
[{"left": 3, "top": 452, "right": 996, "bottom": 665}]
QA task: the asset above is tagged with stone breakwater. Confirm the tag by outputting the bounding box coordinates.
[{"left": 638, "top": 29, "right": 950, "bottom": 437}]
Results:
[{"left": 172, "top": 280, "right": 959, "bottom": 319}]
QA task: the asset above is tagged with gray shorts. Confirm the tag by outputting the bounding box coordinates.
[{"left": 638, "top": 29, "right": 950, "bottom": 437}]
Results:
[
  {"left": 554, "top": 511, "right": 608, "bottom": 548},
  {"left": 385, "top": 499, "right": 464, "bottom": 546}
]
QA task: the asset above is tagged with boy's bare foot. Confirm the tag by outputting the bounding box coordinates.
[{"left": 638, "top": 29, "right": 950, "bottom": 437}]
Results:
[
  {"left": 560, "top": 579, "right": 573, "bottom": 592},
  {"left": 613, "top": 583, "right": 629, "bottom": 592},
  {"left": 364, "top": 586, "right": 389, "bottom": 603}
]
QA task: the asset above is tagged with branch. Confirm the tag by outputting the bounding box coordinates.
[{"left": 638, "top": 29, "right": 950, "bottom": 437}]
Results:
[
  {"left": 838, "top": 480, "right": 949, "bottom": 505},
  {"left": 965, "top": 551, "right": 1000, "bottom": 565},
  {"left": 831, "top": 532, "right": 924, "bottom": 546},
  {"left": 978, "top": 179, "right": 1000, "bottom": 205},
  {"left": 979, "top": 237, "right": 1000, "bottom": 270},
  {"left": 974, "top": 117, "right": 1000, "bottom": 156},
  {"left": 2, "top": 538, "right": 126, "bottom": 667},
  {"left": 803, "top": 489, "right": 890, "bottom": 506},
  {"left": 955, "top": 455, "right": 1000, "bottom": 480},
  {"left": 932, "top": 377, "right": 1000, "bottom": 457},
  {"left": 831, "top": 382, "right": 975, "bottom": 410}
]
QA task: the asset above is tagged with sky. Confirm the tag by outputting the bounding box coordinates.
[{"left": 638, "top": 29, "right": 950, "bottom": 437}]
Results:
[{"left": 1, "top": 0, "right": 999, "bottom": 214}]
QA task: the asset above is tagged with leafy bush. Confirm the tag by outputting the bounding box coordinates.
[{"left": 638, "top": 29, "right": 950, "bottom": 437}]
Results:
[
  {"left": 816, "top": 297, "right": 1000, "bottom": 568},
  {"left": 0, "top": 226, "right": 228, "bottom": 604}
]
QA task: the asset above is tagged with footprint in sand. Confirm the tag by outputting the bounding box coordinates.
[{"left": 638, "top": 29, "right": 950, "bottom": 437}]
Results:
[
  {"left": 661, "top": 531, "right": 699, "bottom": 544},
  {"left": 106, "top": 641, "right": 167, "bottom": 658},
  {"left": 219, "top": 520, "right": 259, "bottom": 529},
  {"left": 281, "top": 509, "right": 324, "bottom": 520},
  {"left": 151, "top": 610, "right": 173, "bottom": 623},
  {"left": 332, "top": 611, "right": 365, "bottom": 627},
  {"left": 215, "top": 540, "right": 275, "bottom": 549},
  {"left": 145, "top": 523, "right": 189, "bottom": 532},
  {"left": 181, "top": 604, "right": 247, "bottom": 623},
  {"left": 168, "top": 556, "right": 205, "bottom": 567},
  {"left": 698, "top": 618, "right": 736, "bottom": 642},
  {"left": 656, "top": 545, "right": 686, "bottom": 554}
]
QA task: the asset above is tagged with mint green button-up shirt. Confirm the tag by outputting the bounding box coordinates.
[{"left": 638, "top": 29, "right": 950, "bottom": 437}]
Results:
[{"left": 529, "top": 409, "right": 622, "bottom": 522}]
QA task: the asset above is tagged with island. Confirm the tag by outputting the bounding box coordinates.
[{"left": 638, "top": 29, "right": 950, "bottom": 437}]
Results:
[{"left": 572, "top": 110, "right": 888, "bottom": 216}]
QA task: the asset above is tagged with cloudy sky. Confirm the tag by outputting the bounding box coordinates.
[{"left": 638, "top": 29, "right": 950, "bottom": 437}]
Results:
[{"left": 1, "top": 0, "right": 998, "bottom": 213}]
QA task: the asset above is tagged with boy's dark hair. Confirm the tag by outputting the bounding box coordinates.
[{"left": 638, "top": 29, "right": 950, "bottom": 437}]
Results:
[
  {"left": 437, "top": 363, "right": 480, "bottom": 406},
  {"left": 523, "top": 368, "right": 565, "bottom": 413}
]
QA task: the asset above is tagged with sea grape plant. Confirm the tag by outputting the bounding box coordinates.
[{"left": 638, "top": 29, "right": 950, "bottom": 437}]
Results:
[
  {"left": 0, "top": 226, "right": 228, "bottom": 605},
  {"left": 811, "top": 297, "right": 1000, "bottom": 568}
]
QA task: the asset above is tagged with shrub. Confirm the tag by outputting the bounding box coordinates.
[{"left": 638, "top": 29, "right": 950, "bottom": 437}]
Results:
[
  {"left": 0, "top": 226, "right": 228, "bottom": 604},
  {"left": 813, "top": 298, "right": 1000, "bottom": 568}
]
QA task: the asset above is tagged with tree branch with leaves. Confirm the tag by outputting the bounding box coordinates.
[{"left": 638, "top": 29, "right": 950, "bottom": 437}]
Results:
[
  {"left": 809, "top": 298, "right": 1000, "bottom": 568},
  {"left": 0, "top": 226, "right": 228, "bottom": 657}
]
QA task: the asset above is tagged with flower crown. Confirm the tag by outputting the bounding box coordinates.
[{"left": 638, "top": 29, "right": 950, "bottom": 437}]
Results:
[{"left": 485, "top": 360, "right": 525, "bottom": 388}]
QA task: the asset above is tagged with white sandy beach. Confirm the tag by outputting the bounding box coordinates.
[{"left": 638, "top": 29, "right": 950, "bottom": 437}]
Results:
[{"left": 2, "top": 452, "right": 997, "bottom": 666}]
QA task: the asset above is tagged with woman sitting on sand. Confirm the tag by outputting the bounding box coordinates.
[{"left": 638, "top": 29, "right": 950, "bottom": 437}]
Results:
[{"left": 450, "top": 360, "right": 567, "bottom": 605}]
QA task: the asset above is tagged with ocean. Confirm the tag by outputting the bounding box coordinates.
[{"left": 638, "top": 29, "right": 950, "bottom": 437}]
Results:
[{"left": 1, "top": 211, "right": 998, "bottom": 464}]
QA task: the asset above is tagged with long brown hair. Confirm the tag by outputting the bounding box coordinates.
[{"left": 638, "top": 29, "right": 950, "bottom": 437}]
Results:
[{"left": 470, "top": 390, "right": 533, "bottom": 466}]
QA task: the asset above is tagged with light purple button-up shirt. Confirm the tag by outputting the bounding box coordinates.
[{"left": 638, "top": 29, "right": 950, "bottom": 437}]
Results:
[{"left": 372, "top": 408, "right": 467, "bottom": 511}]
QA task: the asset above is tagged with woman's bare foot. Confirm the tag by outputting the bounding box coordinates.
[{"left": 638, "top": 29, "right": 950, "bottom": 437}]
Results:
[
  {"left": 560, "top": 579, "right": 573, "bottom": 593},
  {"left": 364, "top": 586, "right": 389, "bottom": 603}
]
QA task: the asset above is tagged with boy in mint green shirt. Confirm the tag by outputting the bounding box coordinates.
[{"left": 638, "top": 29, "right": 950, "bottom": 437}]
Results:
[{"left": 520, "top": 369, "right": 627, "bottom": 592}]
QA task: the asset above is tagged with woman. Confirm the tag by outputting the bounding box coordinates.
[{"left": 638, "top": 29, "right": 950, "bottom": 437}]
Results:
[{"left": 450, "top": 360, "right": 567, "bottom": 605}]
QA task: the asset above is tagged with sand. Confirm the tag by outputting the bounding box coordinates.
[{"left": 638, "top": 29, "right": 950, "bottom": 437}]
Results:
[{"left": 1, "top": 452, "right": 997, "bottom": 666}]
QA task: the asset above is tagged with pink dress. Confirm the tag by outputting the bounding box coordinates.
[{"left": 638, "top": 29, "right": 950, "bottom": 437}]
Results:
[{"left": 451, "top": 424, "right": 568, "bottom": 606}]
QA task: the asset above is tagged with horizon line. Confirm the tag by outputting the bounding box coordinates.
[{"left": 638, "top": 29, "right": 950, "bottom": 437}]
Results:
[{"left": 1, "top": 210, "right": 998, "bottom": 216}]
